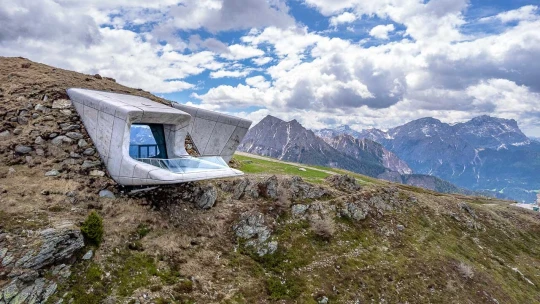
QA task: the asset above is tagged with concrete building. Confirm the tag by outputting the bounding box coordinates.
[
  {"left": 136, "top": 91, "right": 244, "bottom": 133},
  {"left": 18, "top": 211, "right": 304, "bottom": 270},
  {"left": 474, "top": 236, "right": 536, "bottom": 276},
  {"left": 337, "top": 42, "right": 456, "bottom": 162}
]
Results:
[{"left": 66, "top": 88, "right": 251, "bottom": 186}]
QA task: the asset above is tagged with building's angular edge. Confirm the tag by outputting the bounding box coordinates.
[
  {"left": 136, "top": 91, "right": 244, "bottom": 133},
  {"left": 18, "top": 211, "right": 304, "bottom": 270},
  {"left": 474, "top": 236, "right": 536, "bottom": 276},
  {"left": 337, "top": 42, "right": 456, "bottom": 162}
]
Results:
[
  {"left": 171, "top": 103, "right": 252, "bottom": 162},
  {"left": 67, "top": 88, "right": 246, "bottom": 186}
]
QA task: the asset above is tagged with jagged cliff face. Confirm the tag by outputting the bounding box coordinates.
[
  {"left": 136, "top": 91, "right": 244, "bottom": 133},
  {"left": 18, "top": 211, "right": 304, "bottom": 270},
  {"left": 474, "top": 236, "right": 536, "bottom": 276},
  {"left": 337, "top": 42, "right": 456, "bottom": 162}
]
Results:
[
  {"left": 328, "top": 117, "right": 540, "bottom": 203},
  {"left": 322, "top": 134, "right": 412, "bottom": 175},
  {"left": 241, "top": 115, "right": 474, "bottom": 195},
  {"left": 238, "top": 115, "right": 389, "bottom": 177}
]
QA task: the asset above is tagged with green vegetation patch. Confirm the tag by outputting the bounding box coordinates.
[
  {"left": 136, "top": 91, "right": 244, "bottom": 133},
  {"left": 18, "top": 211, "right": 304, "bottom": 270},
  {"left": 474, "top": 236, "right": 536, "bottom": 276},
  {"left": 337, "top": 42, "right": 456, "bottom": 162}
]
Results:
[
  {"left": 81, "top": 211, "right": 104, "bottom": 246},
  {"left": 50, "top": 250, "right": 184, "bottom": 304},
  {"left": 233, "top": 154, "right": 330, "bottom": 183}
]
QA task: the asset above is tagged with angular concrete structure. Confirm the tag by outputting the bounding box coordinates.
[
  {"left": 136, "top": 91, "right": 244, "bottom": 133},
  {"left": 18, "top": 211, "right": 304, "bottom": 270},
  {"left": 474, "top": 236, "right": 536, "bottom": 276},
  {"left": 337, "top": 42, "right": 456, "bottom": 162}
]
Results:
[{"left": 66, "top": 88, "right": 251, "bottom": 186}]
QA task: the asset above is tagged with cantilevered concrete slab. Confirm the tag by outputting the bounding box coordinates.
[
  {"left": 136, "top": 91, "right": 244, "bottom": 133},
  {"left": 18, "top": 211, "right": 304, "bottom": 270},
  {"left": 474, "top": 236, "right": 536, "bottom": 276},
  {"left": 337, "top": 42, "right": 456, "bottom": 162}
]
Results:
[{"left": 66, "top": 88, "right": 250, "bottom": 186}]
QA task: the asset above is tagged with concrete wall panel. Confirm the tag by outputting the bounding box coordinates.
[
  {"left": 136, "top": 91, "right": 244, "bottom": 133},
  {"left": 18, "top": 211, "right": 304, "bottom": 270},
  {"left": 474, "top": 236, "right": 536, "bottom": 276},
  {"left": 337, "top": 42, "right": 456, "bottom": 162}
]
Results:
[{"left": 203, "top": 122, "right": 237, "bottom": 155}]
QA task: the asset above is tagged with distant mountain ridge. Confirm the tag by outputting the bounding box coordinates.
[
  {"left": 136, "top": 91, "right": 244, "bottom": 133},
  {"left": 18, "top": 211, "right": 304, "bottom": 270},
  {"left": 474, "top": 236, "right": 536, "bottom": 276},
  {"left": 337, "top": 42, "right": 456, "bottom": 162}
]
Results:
[
  {"left": 238, "top": 115, "right": 388, "bottom": 177},
  {"left": 239, "top": 115, "right": 473, "bottom": 195},
  {"left": 319, "top": 115, "right": 540, "bottom": 202},
  {"left": 321, "top": 134, "right": 412, "bottom": 175}
]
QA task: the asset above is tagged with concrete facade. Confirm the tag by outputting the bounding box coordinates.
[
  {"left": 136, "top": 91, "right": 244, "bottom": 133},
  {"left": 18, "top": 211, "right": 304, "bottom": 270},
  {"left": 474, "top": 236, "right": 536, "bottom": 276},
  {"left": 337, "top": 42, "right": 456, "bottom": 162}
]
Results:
[
  {"left": 171, "top": 103, "right": 251, "bottom": 162},
  {"left": 67, "top": 88, "right": 251, "bottom": 186}
]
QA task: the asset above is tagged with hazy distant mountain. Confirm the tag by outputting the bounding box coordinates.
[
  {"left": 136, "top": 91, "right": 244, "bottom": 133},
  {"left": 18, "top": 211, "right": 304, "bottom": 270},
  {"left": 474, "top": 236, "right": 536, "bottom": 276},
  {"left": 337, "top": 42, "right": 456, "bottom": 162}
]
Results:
[
  {"left": 322, "top": 116, "right": 540, "bottom": 202},
  {"left": 239, "top": 115, "right": 472, "bottom": 195},
  {"left": 316, "top": 125, "right": 363, "bottom": 140}
]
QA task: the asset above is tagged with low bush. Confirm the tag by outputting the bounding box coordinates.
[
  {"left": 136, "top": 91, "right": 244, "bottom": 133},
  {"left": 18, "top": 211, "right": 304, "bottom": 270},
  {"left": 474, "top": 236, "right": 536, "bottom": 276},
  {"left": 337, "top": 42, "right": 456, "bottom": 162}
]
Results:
[{"left": 81, "top": 211, "right": 104, "bottom": 246}]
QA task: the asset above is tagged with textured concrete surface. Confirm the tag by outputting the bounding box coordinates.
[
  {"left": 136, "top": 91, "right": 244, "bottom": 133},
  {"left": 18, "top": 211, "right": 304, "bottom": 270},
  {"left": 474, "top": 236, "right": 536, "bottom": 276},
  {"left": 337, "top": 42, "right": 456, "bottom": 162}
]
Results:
[
  {"left": 172, "top": 103, "right": 252, "bottom": 162},
  {"left": 67, "top": 88, "right": 249, "bottom": 185}
]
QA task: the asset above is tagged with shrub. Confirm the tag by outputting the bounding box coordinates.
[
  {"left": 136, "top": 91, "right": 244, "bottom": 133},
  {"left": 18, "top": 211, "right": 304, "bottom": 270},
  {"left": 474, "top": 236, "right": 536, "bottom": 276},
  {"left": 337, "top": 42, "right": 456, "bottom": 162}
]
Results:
[
  {"left": 266, "top": 276, "right": 304, "bottom": 300},
  {"left": 310, "top": 218, "right": 335, "bottom": 241},
  {"left": 458, "top": 262, "right": 474, "bottom": 280},
  {"left": 174, "top": 280, "right": 194, "bottom": 293},
  {"left": 81, "top": 211, "right": 104, "bottom": 246}
]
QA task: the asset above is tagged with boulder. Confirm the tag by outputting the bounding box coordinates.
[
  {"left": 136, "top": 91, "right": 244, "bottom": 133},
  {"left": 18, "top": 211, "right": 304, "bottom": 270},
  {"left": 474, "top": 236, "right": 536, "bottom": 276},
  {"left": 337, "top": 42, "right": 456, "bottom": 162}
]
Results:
[
  {"left": 82, "top": 148, "right": 95, "bottom": 156},
  {"left": 194, "top": 185, "right": 217, "bottom": 209},
  {"left": 78, "top": 139, "right": 88, "bottom": 148},
  {"left": 259, "top": 175, "right": 279, "bottom": 199},
  {"left": 325, "top": 174, "right": 361, "bottom": 192},
  {"left": 339, "top": 202, "right": 367, "bottom": 221},
  {"left": 14, "top": 145, "right": 32, "bottom": 154},
  {"left": 89, "top": 170, "right": 105, "bottom": 177},
  {"left": 66, "top": 132, "right": 83, "bottom": 140},
  {"left": 233, "top": 212, "right": 277, "bottom": 256},
  {"left": 99, "top": 189, "right": 115, "bottom": 199},
  {"left": 0, "top": 223, "right": 83, "bottom": 304},
  {"left": 292, "top": 204, "right": 309, "bottom": 217},
  {"left": 282, "top": 176, "right": 329, "bottom": 200},
  {"left": 0, "top": 130, "right": 10, "bottom": 138},
  {"left": 34, "top": 104, "right": 50, "bottom": 113},
  {"left": 50, "top": 136, "right": 72, "bottom": 145},
  {"left": 82, "top": 160, "right": 101, "bottom": 169},
  {"left": 45, "top": 170, "right": 59, "bottom": 177},
  {"left": 51, "top": 99, "right": 72, "bottom": 109}
]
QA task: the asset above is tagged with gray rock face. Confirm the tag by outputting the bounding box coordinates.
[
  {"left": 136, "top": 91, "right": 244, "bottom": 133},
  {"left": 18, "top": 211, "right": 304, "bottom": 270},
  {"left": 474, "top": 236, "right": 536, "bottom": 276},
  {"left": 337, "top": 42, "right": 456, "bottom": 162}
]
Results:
[
  {"left": 34, "top": 136, "right": 45, "bottom": 145},
  {"left": 69, "top": 152, "right": 82, "bottom": 158},
  {"left": 50, "top": 136, "right": 72, "bottom": 145},
  {"left": 14, "top": 145, "right": 32, "bottom": 154},
  {"left": 259, "top": 175, "right": 279, "bottom": 199},
  {"left": 194, "top": 185, "right": 217, "bottom": 209},
  {"left": 233, "top": 212, "right": 277, "bottom": 256},
  {"left": 339, "top": 202, "right": 367, "bottom": 221},
  {"left": 99, "top": 189, "right": 115, "bottom": 199},
  {"left": 34, "top": 104, "right": 50, "bottom": 113},
  {"left": 82, "top": 250, "right": 93, "bottom": 260},
  {"left": 45, "top": 170, "right": 59, "bottom": 177},
  {"left": 292, "top": 204, "right": 309, "bottom": 217},
  {"left": 239, "top": 115, "right": 389, "bottom": 177},
  {"left": 82, "top": 148, "right": 95, "bottom": 156},
  {"left": 51, "top": 99, "right": 72, "bottom": 109},
  {"left": 82, "top": 160, "right": 101, "bottom": 169},
  {"left": 66, "top": 132, "right": 83, "bottom": 140},
  {"left": 459, "top": 202, "right": 476, "bottom": 218},
  {"left": 325, "top": 175, "right": 361, "bottom": 192},
  {"left": 282, "top": 176, "right": 329, "bottom": 200},
  {"left": 0, "top": 224, "right": 83, "bottom": 303},
  {"left": 61, "top": 124, "right": 80, "bottom": 131},
  {"left": 0, "top": 130, "right": 10, "bottom": 138},
  {"left": 323, "top": 134, "right": 412, "bottom": 174},
  {"left": 89, "top": 170, "right": 105, "bottom": 177},
  {"left": 78, "top": 139, "right": 88, "bottom": 148},
  {"left": 22, "top": 226, "right": 84, "bottom": 269}
]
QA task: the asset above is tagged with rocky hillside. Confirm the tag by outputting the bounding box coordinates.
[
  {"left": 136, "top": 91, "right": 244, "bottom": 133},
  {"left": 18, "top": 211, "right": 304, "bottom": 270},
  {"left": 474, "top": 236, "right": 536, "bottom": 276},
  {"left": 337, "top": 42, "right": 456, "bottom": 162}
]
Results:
[
  {"left": 329, "top": 117, "right": 540, "bottom": 203},
  {"left": 2, "top": 57, "right": 540, "bottom": 304}
]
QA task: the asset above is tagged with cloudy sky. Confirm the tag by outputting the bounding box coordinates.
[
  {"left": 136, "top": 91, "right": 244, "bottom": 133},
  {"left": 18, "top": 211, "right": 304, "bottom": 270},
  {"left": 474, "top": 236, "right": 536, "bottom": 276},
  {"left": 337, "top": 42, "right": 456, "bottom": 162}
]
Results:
[{"left": 2, "top": 0, "right": 540, "bottom": 135}]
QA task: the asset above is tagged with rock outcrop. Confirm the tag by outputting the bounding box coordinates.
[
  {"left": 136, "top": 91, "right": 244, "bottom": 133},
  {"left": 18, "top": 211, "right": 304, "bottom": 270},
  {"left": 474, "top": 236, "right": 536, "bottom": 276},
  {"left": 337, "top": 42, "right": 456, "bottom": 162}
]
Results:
[
  {"left": 324, "top": 174, "right": 361, "bottom": 192},
  {"left": 0, "top": 223, "right": 84, "bottom": 303},
  {"left": 233, "top": 212, "right": 277, "bottom": 256}
]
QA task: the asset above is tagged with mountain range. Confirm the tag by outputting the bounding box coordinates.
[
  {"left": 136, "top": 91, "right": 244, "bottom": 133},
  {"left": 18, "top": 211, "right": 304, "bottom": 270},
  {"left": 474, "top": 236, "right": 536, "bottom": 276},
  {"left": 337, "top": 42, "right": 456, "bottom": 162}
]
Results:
[
  {"left": 320, "top": 116, "right": 540, "bottom": 203},
  {"left": 239, "top": 115, "right": 473, "bottom": 195}
]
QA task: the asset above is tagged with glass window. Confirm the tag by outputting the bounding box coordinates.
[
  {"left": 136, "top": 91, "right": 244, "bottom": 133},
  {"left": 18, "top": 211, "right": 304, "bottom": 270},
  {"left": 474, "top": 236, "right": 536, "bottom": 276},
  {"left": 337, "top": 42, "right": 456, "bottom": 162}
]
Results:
[{"left": 129, "top": 124, "right": 168, "bottom": 159}]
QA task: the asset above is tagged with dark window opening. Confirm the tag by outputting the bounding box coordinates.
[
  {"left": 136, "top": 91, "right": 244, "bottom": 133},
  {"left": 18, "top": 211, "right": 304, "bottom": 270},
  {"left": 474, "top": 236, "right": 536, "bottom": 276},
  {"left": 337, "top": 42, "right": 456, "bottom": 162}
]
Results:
[{"left": 129, "top": 124, "right": 168, "bottom": 159}]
